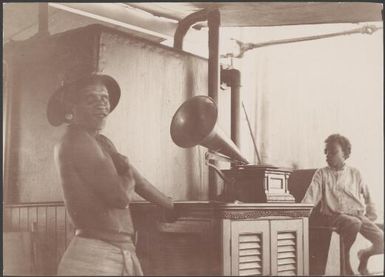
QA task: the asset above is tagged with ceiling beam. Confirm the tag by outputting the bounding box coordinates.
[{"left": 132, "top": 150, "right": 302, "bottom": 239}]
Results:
[{"left": 48, "top": 3, "right": 178, "bottom": 41}]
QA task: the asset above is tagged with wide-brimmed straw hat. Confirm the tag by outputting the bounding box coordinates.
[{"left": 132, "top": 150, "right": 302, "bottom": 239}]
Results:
[{"left": 47, "top": 74, "right": 121, "bottom": 126}]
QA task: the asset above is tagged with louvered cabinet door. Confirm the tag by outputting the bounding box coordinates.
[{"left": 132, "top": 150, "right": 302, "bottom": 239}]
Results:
[
  {"left": 270, "top": 219, "right": 304, "bottom": 276},
  {"left": 230, "top": 221, "right": 270, "bottom": 276}
]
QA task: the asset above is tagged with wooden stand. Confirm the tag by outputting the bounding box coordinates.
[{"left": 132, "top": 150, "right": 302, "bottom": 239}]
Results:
[{"left": 131, "top": 201, "right": 312, "bottom": 276}]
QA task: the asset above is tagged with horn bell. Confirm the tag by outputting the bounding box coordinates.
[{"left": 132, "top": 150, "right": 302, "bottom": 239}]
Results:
[{"left": 170, "top": 96, "right": 249, "bottom": 164}]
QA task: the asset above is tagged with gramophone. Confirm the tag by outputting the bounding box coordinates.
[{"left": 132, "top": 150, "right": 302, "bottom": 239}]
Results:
[{"left": 170, "top": 95, "right": 295, "bottom": 203}]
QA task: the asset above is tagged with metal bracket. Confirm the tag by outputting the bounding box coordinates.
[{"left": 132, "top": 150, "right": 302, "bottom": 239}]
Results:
[{"left": 205, "top": 152, "right": 232, "bottom": 185}]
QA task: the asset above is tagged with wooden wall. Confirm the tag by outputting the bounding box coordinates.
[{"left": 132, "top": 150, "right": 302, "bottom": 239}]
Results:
[
  {"left": 3, "top": 202, "right": 74, "bottom": 275},
  {"left": 98, "top": 29, "right": 209, "bottom": 201},
  {"left": 3, "top": 201, "right": 221, "bottom": 276},
  {"left": 4, "top": 26, "right": 99, "bottom": 203},
  {"left": 4, "top": 24, "right": 209, "bottom": 203}
]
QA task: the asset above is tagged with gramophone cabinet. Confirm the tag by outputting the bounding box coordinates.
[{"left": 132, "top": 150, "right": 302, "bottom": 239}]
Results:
[
  {"left": 132, "top": 201, "right": 313, "bottom": 276},
  {"left": 222, "top": 166, "right": 296, "bottom": 203}
]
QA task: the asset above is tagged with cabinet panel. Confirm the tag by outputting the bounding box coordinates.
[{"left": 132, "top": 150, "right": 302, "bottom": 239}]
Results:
[
  {"left": 270, "top": 219, "right": 304, "bottom": 276},
  {"left": 231, "top": 221, "right": 270, "bottom": 276}
]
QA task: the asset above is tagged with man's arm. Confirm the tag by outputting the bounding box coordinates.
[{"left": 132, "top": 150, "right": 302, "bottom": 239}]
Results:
[
  {"left": 301, "top": 169, "right": 323, "bottom": 206},
  {"left": 131, "top": 166, "right": 174, "bottom": 210},
  {"left": 96, "top": 134, "right": 173, "bottom": 210},
  {"left": 359, "top": 171, "right": 377, "bottom": 221},
  {"left": 57, "top": 132, "right": 131, "bottom": 209}
]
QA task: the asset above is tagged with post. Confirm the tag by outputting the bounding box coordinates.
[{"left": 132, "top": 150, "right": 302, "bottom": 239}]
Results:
[
  {"left": 207, "top": 9, "right": 221, "bottom": 200},
  {"left": 221, "top": 68, "right": 241, "bottom": 147},
  {"left": 38, "top": 3, "right": 49, "bottom": 37}
]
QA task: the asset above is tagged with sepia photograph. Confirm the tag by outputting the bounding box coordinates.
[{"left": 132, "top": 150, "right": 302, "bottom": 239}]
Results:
[{"left": 3, "top": 2, "right": 384, "bottom": 276}]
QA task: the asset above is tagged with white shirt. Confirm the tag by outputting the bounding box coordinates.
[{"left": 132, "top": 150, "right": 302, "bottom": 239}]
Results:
[{"left": 301, "top": 165, "right": 376, "bottom": 218}]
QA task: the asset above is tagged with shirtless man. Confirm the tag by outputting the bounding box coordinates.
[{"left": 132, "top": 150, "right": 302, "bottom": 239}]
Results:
[{"left": 47, "top": 74, "right": 174, "bottom": 276}]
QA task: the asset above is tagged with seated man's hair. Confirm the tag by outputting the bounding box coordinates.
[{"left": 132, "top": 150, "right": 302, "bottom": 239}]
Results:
[{"left": 324, "top": 134, "right": 352, "bottom": 159}]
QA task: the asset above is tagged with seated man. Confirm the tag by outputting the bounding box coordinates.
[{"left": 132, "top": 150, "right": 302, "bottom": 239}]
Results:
[{"left": 302, "top": 134, "right": 383, "bottom": 275}]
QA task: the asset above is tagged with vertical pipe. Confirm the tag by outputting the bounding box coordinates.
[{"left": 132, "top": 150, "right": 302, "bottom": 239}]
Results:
[
  {"left": 207, "top": 9, "right": 221, "bottom": 200},
  {"left": 221, "top": 68, "right": 242, "bottom": 167},
  {"left": 38, "top": 3, "right": 49, "bottom": 37},
  {"left": 229, "top": 69, "right": 241, "bottom": 147},
  {"left": 173, "top": 9, "right": 209, "bottom": 50},
  {"left": 208, "top": 10, "right": 220, "bottom": 103},
  {"left": 173, "top": 9, "right": 222, "bottom": 200}
]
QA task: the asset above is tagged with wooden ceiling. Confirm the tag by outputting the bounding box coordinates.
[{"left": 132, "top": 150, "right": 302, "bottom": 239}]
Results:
[
  {"left": 127, "top": 2, "right": 383, "bottom": 27},
  {"left": 4, "top": 2, "right": 382, "bottom": 44}
]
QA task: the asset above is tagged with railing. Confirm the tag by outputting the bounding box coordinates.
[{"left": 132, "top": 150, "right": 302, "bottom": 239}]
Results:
[{"left": 3, "top": 201, "right": 74, "bottom": 275}]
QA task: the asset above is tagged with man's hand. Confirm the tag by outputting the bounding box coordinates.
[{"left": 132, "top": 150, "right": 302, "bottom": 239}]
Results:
[
  {"left": 163, "top": 205, "right": 179, "bottom": 223},
  {"left": 366, "top": 211, "right": 377, "bottom": 221},
  {"left": 366, "top": 205, "right": 377, "bottom": 221}
]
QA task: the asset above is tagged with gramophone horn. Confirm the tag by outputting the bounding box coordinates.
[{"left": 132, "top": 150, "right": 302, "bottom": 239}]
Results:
[{"left": 170, "top": 95, "right": 249, "bottom": 164}]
